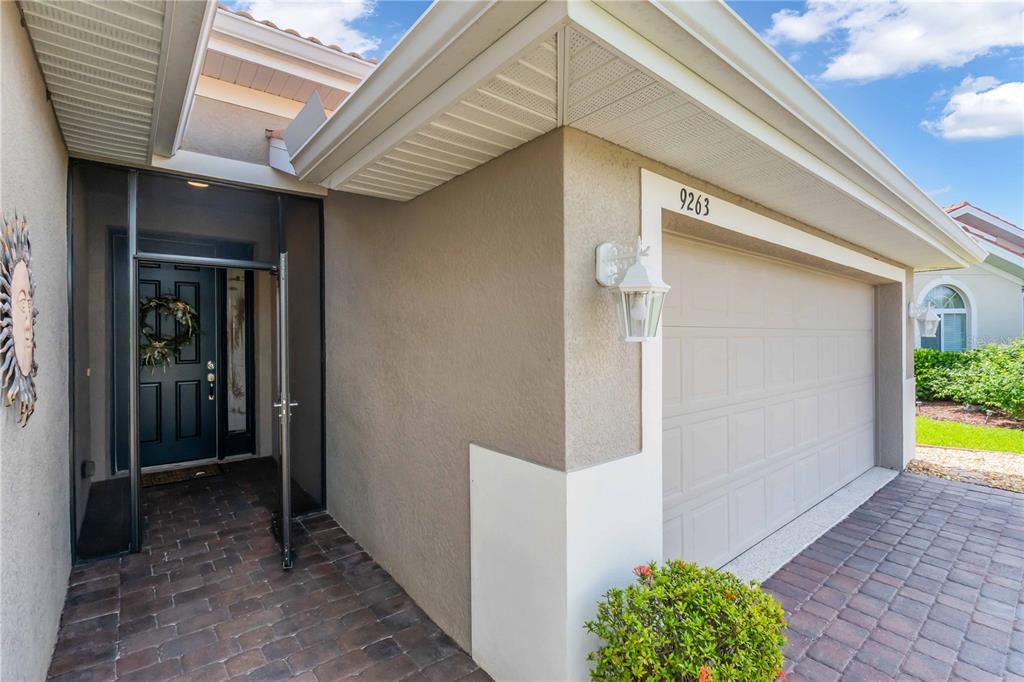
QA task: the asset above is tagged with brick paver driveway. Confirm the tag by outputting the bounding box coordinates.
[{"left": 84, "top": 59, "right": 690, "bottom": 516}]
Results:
[
  {"left": 765, "top": 472, "right": 1024, "bottom": 681},
  {"left": 48, "top": 460, "right": 487, "bottom": 681}
]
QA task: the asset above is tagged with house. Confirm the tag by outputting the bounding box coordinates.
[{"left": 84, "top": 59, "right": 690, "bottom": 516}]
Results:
[
  {"left": 914, "top": 202, "right": 1024, "bottom": 351},
  {"left": 1, "top": 1, "right": 986, "bottom": 680}
]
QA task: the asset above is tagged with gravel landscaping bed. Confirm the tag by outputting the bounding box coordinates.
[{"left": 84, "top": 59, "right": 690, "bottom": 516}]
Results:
[{"left": 909, "top": 445, "right": 1024, "bottom": 493}]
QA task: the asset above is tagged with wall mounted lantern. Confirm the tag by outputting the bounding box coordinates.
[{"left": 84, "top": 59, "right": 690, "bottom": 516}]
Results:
[
  {"left": 595, "top": 238, "right": 670, "bottom": 342},
  {"left": 909, "top": 301, "right": 940, "bottom": 338}
]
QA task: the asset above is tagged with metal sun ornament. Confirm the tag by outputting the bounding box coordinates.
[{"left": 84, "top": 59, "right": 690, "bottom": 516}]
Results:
[{"left": 1, "top": 212, "right": 39, "bottom": 427}]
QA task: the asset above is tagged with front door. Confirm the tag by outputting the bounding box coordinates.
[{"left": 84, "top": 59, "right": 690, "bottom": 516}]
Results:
[{"left": 137, "top": 263, "right": 217, "bottom": 467}]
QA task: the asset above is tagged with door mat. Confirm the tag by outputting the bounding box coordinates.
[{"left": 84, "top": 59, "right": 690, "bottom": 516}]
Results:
[{"left": 142, "top": 463, "right": 225, "bottom": 487}]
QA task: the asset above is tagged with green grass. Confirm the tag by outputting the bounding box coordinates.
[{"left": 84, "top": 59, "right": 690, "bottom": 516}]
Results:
[{"left": 916, "top": 416, "right": 1024, "bottom": 454}]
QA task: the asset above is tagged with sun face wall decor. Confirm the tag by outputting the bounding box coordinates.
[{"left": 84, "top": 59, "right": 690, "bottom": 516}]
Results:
[{"left": 1, "top": 213, "right": 38, "bottom": 426}]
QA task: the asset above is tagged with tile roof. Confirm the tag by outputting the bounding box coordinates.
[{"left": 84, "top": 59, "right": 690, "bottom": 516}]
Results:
[
  {"left": 945, "top": 200, "right": 1020, "bottom": 229},
  {"left": 216, "top": 3, "right": 377, "bottom": 64}
]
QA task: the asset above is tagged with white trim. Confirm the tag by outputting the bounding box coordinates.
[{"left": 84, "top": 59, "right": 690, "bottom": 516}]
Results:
[
  {"left": 150, "top": 150, "right": 327, "bottom": 197},
  {"left": 570, "top": 2, "right": 982, "bottom": 269},
  {"left": 195, "top": 76, "right": 330, "bottom": 119},
  {"left": 949, "top": 204, "right": 1024, "bottom": 242},
  {"left": 169, "top": 2, "right": 217, "bottom": 156},
  {"left": 151, "top": 0, "right": 216, "bottom": 157},
  {"left": 915, "top": 277, "right": 979, "bottom": 350},
  {"left": 594, "top": 0, "right": 986, "bottom": 267},
  {"left": 976, "top": 258, "right": 1024, "bottom": 286},
  {"left": 640, "top": 169, "right": 905, "bottom": 283},
  {"left": 212, "top": 8, "right": 374, "bottom": 81},
  {"left": 290, "top": 1, "right": 541, "bottom": 181},
  {"left": 322, "top": 9, "right": 565, "bottom": 191}
]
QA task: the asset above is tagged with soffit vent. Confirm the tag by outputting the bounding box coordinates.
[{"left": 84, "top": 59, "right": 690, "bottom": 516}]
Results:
[
  {"left": 338, "top": 34, "right": 559, "bottom": 202},
  {"left": 20, "top": 0, "right": 166, "bottom": 164}
]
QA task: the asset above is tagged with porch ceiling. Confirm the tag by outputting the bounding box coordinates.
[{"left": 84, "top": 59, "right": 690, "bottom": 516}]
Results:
[
  {"left": 291, "top": 0, "right": 985, "bottom": 271},
  {"left": 19, "top": 0, "right": 211, "bottom": 164}
]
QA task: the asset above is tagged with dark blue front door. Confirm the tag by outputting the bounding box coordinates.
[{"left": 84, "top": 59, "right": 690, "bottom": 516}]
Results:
[{"left": 136, "top": 262, "right": 217, "bottom": 467}]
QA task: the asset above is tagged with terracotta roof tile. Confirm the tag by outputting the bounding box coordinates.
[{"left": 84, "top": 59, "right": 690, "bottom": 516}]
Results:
[{"left": 216, "top": 3, "right": 377, "bottom": 64}]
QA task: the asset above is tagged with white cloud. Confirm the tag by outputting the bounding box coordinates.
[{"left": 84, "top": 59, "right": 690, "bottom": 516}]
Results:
[
  {"left": 233, "top": 0, "right": 381, "bottom": 55},
  {"left": 926, "top": 185, "right": 953, "bottom": 197},
  {"left": 922, "top": 76, "right": 1024, "bottom": 140},
  {"left": 766, "top": 1, "right": 1024, "bottom": 81}
]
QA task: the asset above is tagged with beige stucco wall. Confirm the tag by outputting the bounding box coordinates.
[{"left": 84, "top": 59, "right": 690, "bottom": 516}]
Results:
[
  {"left": 323, "top": 126, "right": 917, "bottom": 651},
  {"left": 181, "top": 96, "right": 291, "bottom": 165},
  {"left": 323, "top": 131, "right": 568, "bottom": 648},
  {"left": 915, "top": 262, "right": 1024, "bottom": 345},
  {"left": 0, "top": 3, "right": 71, "bottom": 679}
]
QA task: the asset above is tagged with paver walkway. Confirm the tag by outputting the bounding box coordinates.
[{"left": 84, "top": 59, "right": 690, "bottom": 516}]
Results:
[
  {"left": 47, "top": 460, "right": 488, "bottom": 681},
  {"left": 765, "top": 472, "right": 1024, "bottom": 681}
]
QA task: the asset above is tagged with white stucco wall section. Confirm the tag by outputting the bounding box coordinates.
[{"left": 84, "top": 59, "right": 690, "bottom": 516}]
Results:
[
  {"left": 914, "top": 265, "right": 1024, "bottom": 346},
  {"left": 470, "top": 444, "right": 662, "bottom": 681}
]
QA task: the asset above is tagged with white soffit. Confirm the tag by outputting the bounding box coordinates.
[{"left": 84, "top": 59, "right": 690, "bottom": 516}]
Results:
[
  {"left": 20, "top": 0, "right": 210, "bottom": 164},
  {"left": 293, "top": 0, "right": 983, "bottom": 269},
  {"left": 339, "top": 35, "right": 558, "bottom": 201}
]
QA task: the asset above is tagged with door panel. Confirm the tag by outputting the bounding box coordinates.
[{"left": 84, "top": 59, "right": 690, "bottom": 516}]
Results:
[
  {"left": 662, "top": 236, "right": 876, "bottom": 568},
  {"left": 135, "top": 264, "right": 217, "bottom": 467}
]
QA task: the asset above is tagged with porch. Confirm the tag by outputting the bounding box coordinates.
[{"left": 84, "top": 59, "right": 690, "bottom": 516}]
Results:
[{"left": 48, "top": 460, "right": 486, "bottom": 682}]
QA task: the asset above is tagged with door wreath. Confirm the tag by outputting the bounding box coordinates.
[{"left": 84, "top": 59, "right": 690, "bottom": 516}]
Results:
[{"left": 140, "top": 294, "right": 199, "bottom": 368}]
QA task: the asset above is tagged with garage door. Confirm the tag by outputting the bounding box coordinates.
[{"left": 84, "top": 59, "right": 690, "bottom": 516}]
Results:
[{"left": 662, "top": 236, "right": 875, "bottom": 568}]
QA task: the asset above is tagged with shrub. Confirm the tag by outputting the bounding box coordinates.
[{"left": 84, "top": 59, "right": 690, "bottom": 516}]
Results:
[
  {"left": 914, "top": 341, "right": 1024, "bottom": 417},
  {"left": 585, "top": 561, "right": 786, "bottom": 681},
  {"left": 914, "top": 348, "right": 971, "bottom": 401},
  {"left": 953, "top": 340, "right": 1024, "bottom": 418}
]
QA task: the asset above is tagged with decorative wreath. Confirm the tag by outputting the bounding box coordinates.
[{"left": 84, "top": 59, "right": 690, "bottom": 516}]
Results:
[
  {"left": 1, "top": 212, "right": 38, "bottom": 427},
  {"left": 140, "top": 294, "right": 199, "bottom": 369}
]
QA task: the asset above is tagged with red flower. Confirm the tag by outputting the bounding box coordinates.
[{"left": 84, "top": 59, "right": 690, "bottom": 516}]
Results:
[
  {"left": 777, "top": 671, "right": 786, "bottom": 680},
  {"left": 633, "top": 565, "right": 653, "bottom": 579},
  {"left": 699, "top": 665, "right": 712, "bottom": 682}
]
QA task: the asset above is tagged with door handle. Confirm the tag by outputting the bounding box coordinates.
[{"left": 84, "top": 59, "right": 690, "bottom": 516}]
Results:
[
  {"left": 207, "top": 368, "right": 215, "bottom": 400},
  {"left": 273, "top": 400, "right": 299, "bottom": 420}
]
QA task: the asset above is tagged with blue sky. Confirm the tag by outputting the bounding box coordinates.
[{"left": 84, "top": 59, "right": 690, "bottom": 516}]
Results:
[{"left": 232, "top": 1, "right": 1022, "bottom": 225}]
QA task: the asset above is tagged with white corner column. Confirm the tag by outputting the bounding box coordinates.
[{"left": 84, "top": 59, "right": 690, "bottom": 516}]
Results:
[{"left": 470, "top": 444, "right": 662, "bottom": 681}]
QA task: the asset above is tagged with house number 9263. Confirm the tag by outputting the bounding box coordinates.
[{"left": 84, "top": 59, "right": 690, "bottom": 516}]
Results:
[{"left": 680, "top": 188, "right": 710, "bottom": 217}]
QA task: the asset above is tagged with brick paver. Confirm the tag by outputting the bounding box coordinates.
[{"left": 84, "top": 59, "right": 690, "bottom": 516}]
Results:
[
  {"left": 48, "top": 460, "right": 487, "bottom": 681},
  {"left": 767, "top": 473, "right": 1024, "bottom": 681}
]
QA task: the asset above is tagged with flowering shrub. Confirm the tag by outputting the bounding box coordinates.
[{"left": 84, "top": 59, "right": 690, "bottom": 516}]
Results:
[{"left": 585, "top": 560, "right": 786, "bottom": 681}]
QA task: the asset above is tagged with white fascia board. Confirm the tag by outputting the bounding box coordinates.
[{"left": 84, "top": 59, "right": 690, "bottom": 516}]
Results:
[
  {"left": 949, "top": 204, "right": 1024, "bottom": 243},
  {"left": 590, "top": 0, "right": 986, "bottom": 268},
  {"left": 213, "top": 8, "right": 374, "bottom": 81},
  {"left": 207, "top": 35, "right": 360, "bottom": 95},
  {"left": 290, "top": 1, "right": 547, "bottom": 183},
  {"left": 150, "top": 151, "right": 327, "bottom": 197},
  {"left": 979, "top": 242, "right": 1024, "bottom": 282},
  {"left": 151, "top": 0, "right": 216, "bottom": 158},
  {"left": 323, "top": 3, "right": 567, "bottom": 190}
]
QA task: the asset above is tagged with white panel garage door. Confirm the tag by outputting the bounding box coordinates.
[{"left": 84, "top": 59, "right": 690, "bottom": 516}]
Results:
[{"left": 662, "top": 236, "right": 875, "bottom": 568}]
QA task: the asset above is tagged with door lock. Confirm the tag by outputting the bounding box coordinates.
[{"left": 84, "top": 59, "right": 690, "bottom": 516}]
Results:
[
  {"left": 207, "top": 372, "right": 215, "bottom": 382},
  {"left": 207, "top": 360, "right": 215, "bottom": 370}
]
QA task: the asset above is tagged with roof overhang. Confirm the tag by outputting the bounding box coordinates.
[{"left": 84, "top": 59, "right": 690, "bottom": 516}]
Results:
[
  {"left": 20, "top": 0, "right": 215, "bottom": 163},
  {"left": 290, "top": 0, "right": 985, "bottom": 271}
]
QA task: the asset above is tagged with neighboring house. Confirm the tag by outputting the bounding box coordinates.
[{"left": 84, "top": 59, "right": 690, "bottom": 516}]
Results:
[
  {"left": 2, "top": 2, "right": 987, "bottom": 681},
  {"left": 914, "top": 202, "right": 1024, "bottom": 351}
]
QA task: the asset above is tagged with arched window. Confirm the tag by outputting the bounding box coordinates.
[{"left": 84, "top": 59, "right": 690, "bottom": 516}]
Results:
[{"left": 921, "top": 285, "right": 969, "bottom": 351}]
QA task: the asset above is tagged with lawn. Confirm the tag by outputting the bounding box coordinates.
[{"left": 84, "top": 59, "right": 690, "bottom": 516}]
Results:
[{"left": 916, "top": 416, "right": 1024, "bottom": 454}]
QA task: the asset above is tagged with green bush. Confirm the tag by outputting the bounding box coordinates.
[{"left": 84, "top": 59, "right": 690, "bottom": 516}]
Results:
[
  {"left": 585, "top": 561, "right": 786, "bottom": 681},
  {"left": 914, "top": 348, "right": 971, "bottom": 401},
  {"left": 914, "top": 340, "right": 1024, "bottom": 417}
]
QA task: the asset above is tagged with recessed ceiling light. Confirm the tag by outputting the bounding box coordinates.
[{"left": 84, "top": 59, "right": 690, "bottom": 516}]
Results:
[{"left": 187, "top": 179, "right": 209, "bottom": 188}]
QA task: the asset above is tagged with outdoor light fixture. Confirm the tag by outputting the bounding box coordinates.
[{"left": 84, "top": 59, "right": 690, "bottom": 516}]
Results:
[
  {"left": 595, "top": 238, "right": 670, "bottom": 342},
  {"left": 909, "top": 301, "right": 940, "bottom": 338},
  {"left": 186, "top": 179, "right": 209, "bottom": 188}
]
